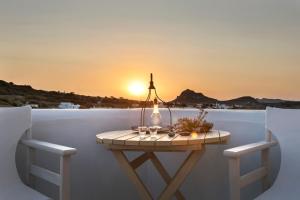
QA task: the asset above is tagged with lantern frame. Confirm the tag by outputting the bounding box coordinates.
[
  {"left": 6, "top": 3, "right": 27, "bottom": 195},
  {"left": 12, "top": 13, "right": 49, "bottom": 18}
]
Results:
[{"left": 140, "top": 74, "right": 173, "bottom": 132}]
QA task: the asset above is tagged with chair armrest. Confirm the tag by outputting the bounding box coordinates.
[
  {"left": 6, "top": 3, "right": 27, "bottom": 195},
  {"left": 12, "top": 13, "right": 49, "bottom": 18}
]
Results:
[
  {"left": 21, "top": 139, "right": 77, "bottom": 156},
  {"left": 224, "top": 140, "right": 277, "bottom": 158}
]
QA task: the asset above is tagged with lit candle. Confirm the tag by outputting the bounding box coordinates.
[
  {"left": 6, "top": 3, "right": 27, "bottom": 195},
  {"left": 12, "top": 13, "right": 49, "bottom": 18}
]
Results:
[{"left": 151, "top": 98, "right": 161, "bottom": 126}]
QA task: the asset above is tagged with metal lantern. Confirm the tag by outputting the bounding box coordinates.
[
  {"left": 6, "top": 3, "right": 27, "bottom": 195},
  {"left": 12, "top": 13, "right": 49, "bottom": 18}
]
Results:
[{"left": 140, "top": 73, "right": 173, "bottom": 135}]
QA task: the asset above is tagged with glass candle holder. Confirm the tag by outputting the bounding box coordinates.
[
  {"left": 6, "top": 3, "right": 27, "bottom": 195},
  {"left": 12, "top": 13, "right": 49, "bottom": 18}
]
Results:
[
  {"left": 138, "top": 126, "right": 147, "bottom": 139},
  {"left": 149, "top": 126, "right": 158, "bottom": 139}
]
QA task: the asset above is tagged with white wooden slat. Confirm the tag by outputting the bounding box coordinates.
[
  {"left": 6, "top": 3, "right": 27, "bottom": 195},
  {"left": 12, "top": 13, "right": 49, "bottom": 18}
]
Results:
[
  {"left": 156, "top": 134, "right": 178, "bottom": 146},
  {"left": 96, "top": 131, "right": 118, "bottom": 143},
  {"left": 205, "top": 131, "right": 217, "bottom": 137},
  {"left": 112, "top": 133, "right": 139, "bottom": 145},
  {"left": 139, "top": 134, "right": 166, "bottom": 146},
  {"left": 106, "top": 144, "right": 202, "bottom": 151},
  {"left": 224, "top": 141, "right": 277, "bottom": 158},
  {"left": 171, "top": 135, "right": 189, "bottom": 145},
  {"left": 113, "top": 133, "right": 139, "bottom": 145},
  {"left": 204, "top": 131, "right": 221, "bottom": 143},
  {"left": 173, "top": 130, "right": 230, "bottom": 146},
  {"left": 22, "top": 139, "right": 77, "bottom": 156},
  {"left": 188, "top": 134, "right": 205, "bottom": 145},
  {"left": 171, "top": 130, "right": 229, "bottom": 145},
  {"left": 240, "top": 167, "right": 267, "bottom": 188},
  {"left": 30, "top": 164, "right": 61, "bottom": 186},
  {"left": 96, "top": 130, "right": 131, "bottom": 142},
  {"left": 97, "top": 130, "right": 133, "bottom": 144},
  {"left": 125, "top": 135, "right": 150, "bottom": 146},
  {"left": 98, "top": 130, "right": 231, "bottom": 147},
  {"left": 208, "top": 131, "right": 230, "bottom": 143}
]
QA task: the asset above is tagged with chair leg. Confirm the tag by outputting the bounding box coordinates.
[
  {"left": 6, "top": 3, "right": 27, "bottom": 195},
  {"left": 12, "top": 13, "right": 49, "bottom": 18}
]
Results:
[
  {"left": 25, "top": 128, "right": 35, "bottom": 187},
  {"left": 60, "top": 155, "right": 71, "bottom": 200},
  {"left": 228, "top": 158, "right": 240, "bottom": 200},
  {"left": 261, "top": 149, "right": 270, "bottom": 191},
  {"left": 25, "top": 147, "right": 36, "bottom": 187}
]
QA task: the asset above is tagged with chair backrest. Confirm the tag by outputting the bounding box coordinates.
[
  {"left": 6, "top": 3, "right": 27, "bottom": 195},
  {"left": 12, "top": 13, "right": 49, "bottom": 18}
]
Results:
[
  {"left": 0, "top": 106, "right": 31, "bottom": 185},
  {"left": 266, "top": 107, "right": 300, "bottom": 192}
]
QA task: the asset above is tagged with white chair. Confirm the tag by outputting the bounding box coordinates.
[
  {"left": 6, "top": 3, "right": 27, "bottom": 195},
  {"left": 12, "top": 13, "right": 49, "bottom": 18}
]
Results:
[
  {"left": 0, "top": 106, "right": 77, "bottom": 200},
  {"left": 224, "top": 107, "right": 300, "bottom": 200}
]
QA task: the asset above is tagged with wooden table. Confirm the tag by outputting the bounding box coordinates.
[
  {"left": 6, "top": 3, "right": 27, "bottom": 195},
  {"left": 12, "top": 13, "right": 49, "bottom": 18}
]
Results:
[{"left": 96, "top": 130, "right": 230, "bottom": 200}]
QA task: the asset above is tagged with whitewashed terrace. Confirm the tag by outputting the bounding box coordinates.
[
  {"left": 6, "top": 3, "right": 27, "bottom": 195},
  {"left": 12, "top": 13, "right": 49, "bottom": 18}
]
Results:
[{"left": 16, "top": 108, "right": 280, "bottom": 200}]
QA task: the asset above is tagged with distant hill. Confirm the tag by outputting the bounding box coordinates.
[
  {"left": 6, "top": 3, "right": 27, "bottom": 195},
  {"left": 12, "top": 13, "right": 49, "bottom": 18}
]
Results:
[
  {"left": 172, "top": 89, "right": 300, "bottom": 109},
  {"left": 220, "top": 96, "right": 264, "bottom": 109},
  {"left": 221, "top": 96, "right": 258, "bottom": 105},
  {"left": 1, "top": 80, "right": 300, "bottom": 109},
  {"left": 173, "top": 89, "right": 217, "bottom": 104},
  {"left": 256, "top": 98, "right": 285, "bottom": 104},
  {"left": 0, "top": 80, "right": 139, "bottom": 108}
]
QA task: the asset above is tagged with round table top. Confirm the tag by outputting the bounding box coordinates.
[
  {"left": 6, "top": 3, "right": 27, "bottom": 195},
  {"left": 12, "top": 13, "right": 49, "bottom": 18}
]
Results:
[{"left": 96, "top": 130, "right": 230, "bottom": 151}]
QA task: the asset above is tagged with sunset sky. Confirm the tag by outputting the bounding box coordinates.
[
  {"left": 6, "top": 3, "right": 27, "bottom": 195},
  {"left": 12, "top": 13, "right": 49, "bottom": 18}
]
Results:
[{"left": 0, "top": 0, "right": 300, "bottom": 101}]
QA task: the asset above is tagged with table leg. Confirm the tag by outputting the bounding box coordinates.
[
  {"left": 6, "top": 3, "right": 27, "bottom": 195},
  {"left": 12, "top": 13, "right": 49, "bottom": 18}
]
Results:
[
  {"left": 112, "top": 148, "right": 204, "bottom": 200},
  {"left": 112, "top": 150, "right": 152, "bottom": 200},
  {"left": 158, "top": 149, "right": 205, "bottom": 200},
  {"left": 149, "top": 152, "right": 185, "bottom": 200}
]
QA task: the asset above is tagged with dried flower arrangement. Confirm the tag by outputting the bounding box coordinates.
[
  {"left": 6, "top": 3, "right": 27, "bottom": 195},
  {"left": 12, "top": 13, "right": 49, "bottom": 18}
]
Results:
[{"left": 174, "top": 109, "right": 214, "bottom": 136}]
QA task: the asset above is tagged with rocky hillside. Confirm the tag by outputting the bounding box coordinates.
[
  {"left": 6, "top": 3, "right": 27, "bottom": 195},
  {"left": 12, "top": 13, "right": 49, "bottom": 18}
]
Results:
[
  {"left": 173, "top": 89, "right": 217, "bottom": 104},
  {"left": 172, "top": 89, "right": 300, "bottom": 109},
  {"left": 1, "top": 80, "right": 299, "bottom": 109},
  {"left": 0, "top": 80, "right": 138, "bottom": 108}
]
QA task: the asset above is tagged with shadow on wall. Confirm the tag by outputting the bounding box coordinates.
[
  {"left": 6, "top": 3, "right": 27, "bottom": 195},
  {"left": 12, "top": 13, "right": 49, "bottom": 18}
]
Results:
[{"left": 16, "top": 109, "right": 280, "bottom": 200}]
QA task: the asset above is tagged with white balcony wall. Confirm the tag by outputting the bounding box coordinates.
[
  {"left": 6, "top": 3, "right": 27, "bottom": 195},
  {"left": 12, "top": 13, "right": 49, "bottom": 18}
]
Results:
[{"left": 16, "top": 109, "right": 280, "bottom": 200}]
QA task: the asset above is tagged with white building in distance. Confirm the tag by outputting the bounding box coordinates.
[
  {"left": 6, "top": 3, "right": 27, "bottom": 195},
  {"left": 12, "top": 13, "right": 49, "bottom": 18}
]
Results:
[
  {"left": 215, "top": 103, "right": 232, "bottom": 109},
  {"left": 58, "top": 102, "right": 80, "bottom": 109}
]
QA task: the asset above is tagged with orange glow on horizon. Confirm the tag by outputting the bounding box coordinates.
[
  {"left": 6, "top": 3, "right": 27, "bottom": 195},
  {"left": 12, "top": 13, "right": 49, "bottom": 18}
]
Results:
[
  {"left": 191, "top": 132, "right": 198, "bottom": 139},
  {"left": 128, "top": 81, "right": 146, "bottom": 97},
  {"left": 1, "top": 1, "right": 300, "bottom": 101}
]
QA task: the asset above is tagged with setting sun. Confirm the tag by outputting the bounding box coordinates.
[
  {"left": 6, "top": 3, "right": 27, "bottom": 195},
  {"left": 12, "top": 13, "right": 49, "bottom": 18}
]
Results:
[{"left": 128, "top": 81, "right": 146, "bottom": 96}]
